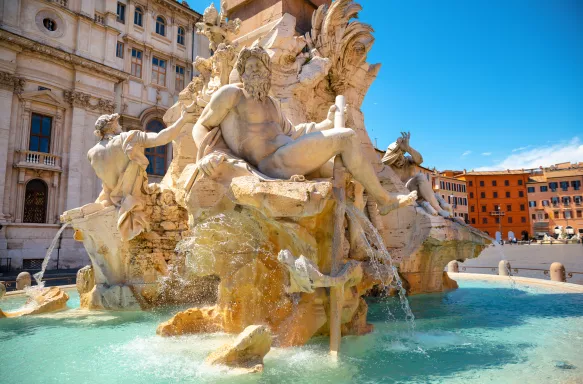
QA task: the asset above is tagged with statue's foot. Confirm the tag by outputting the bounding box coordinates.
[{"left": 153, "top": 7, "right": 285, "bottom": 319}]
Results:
[
  {"left": 378, "top": 191, "right": 418, "bottom": 215},
  {"left": 420, "top": 201, "right": 439, "bottom": 216}
]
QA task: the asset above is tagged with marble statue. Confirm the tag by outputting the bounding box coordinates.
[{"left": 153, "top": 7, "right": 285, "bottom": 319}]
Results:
[
  {"left": 87, "top": 110, "right": 193, "bottom": 241},
  {"left": 382, "top": 132, "right": 452, "bottom": 217},
  {"left": 195, "top": 3, "right": 241, "bottom": 52},
  {"left": 190, "top": 46, "right": 417, "bottom": 215},
  {"left": 277, "top": 249, "right": 363, "bottom": 293}
]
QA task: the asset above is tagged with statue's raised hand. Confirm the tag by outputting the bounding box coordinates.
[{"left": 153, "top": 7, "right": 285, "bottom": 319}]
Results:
[
  {"left": 198, "top": 153, "right": 225, "bottom": 178},
  {"left": 397, "top": 131, "right": 411, "bottom": 151},
  {"left": 320, "top": 104, "right": 349, "bottom": 130}
]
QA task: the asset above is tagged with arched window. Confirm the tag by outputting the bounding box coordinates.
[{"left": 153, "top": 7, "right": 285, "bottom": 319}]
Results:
[
  {"left": 177, "top": 26, "right": 185, "bottom": 45},
  {"left": 134, "top": 7, "right": 143, "bottom": 26},
  {"left": 155, "top": 16, "right": 166, "bottom": 36},
  {"left": 145, "top": 120, "right": 167, "bottom": 176},
  {"left": 23, "top": 179, "right": 48, "bottom": 223}
]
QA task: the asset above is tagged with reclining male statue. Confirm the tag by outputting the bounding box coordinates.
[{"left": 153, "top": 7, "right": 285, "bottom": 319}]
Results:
[
  {"left": 189, "top": 46, "right": 416, "bottom": 215},
  {"left": 382, "top": 132, "right": 452, "bottom": 217}
]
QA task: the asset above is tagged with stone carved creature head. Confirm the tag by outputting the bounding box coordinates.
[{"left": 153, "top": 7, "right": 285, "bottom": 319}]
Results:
[
  {"left": 236, "top": 47, "right": 272, "bottom": 101},
  {"left": 94, "top": 113, "right": 121, "bottom": 140}
]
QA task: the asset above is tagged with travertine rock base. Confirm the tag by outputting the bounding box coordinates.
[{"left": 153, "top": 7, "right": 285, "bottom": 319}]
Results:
[
  {"left": 206, "top": 325, "right": 272, "bottom": 374},
  {"left": 1, "top": 287, "right": 69, "bottom": 318}
]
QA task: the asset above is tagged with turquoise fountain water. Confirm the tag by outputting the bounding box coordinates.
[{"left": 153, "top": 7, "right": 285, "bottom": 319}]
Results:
[{"left": 1, "top": 278, "right": 582, "bottom": 383}]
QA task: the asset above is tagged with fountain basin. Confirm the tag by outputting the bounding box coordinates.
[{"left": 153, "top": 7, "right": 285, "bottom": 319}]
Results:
[{"left": 1, "top": 277, "right": 582, "bottom": 383}]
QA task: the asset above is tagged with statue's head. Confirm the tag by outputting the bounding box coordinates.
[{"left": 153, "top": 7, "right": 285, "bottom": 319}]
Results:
[
  {"left": 236, "top": 46, "right": 272, "bottom": 101},
  {"left": 381, "top": 142, "right": 407, "bottom": 168},
  {"left": 94, "top": 113, "right": 121, "bottom": 140}
]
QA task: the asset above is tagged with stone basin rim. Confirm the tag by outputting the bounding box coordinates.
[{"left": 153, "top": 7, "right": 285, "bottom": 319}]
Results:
[{"left": 448, "top": 272, "right": 583, "bottom": 293}]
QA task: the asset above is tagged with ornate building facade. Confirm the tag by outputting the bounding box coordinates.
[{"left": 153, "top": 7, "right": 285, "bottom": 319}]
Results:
[{"left": 0, "top": 0, "right": 208, "bottom": 271}]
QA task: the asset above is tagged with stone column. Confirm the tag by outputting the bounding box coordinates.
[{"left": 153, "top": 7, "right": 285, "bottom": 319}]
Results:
[{"left": 0, "top": 72, "right": 23, "bottom": 221}]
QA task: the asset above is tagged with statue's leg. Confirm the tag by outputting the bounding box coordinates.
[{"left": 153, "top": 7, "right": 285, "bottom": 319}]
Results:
[
  {"left": 434, "top": 193, "right": 453, "bottom": 217},
  {"left": 258, "top": 128, "right": 416, "bottom": 214},
  {"left": 406, "top": 174, "right": 448, "bottom": 216}
]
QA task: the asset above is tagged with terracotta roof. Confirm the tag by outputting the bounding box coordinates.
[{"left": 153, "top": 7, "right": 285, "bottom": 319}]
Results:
[
  {"left": 543, "top": 168, "right": 583, "bottom": 179},
  {"left": 459, "top": 170, "right": 530, "bottom": 176}
]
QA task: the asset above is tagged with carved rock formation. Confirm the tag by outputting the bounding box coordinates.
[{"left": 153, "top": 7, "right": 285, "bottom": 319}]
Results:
[
  {"left": 206, "top": 325, "right": 272, "bottom": 373},
  {"left": 1, "top": 287, "right": 69, "bottom": 318}
]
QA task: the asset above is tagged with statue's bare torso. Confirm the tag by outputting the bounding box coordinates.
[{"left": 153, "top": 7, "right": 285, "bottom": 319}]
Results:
[{"left": 217, "top": 85, "right": 292, "bottom": 166}]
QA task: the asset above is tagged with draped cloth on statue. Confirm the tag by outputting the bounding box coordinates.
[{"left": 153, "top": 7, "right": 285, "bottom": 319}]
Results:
[{"left": 96, "top": 131, "right": 152, "bottom": 241}]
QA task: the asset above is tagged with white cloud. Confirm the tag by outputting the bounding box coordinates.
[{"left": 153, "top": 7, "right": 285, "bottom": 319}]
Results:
[
  {"left": 511, "top": 145, "right": 531, "bottom": 152},
  {"left": 475, "top": 137, "right": 583, "bottom": 171},
  {"left": 461, "top": 150, "right": 471, "bottom": 157},
  {"left": 481, "top": 152, "right": 492, "bottom": 156}
]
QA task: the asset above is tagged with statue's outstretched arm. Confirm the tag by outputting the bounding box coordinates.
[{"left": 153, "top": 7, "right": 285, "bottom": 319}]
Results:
[
  {"left": 407, "top": 146, "right": 423, "bottom": 165},
  {"left": 283, "top": 104, "right": 340, "bottom": 139},
  {"left": 143, "top": 110, "right": 191, "bottom": 148}
]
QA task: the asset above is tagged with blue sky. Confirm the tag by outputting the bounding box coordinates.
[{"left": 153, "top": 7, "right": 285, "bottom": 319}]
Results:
[{"left": 186, "top": 0, "right": 583, "bottom": 171}]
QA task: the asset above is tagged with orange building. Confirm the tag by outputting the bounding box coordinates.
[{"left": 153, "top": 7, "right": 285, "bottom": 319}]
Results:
[
  {"left": 455, "top": 170, "right": 531, "bottom": 240},
  {"left": 527, "top": 163, "right": 583, "bottom": 237},
  {"left": 433, "top": 173, "right": 468, "bottom": 222}
]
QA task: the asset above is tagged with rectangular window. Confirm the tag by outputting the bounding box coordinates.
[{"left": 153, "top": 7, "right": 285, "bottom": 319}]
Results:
[
  {"left": 495, "top": 217, "right": 500, "bottom": 224},
  {"left": 528, "top": 201, "right": 536, "bottom": 207},
  {"left": 481, "top": 205, "right": 486, "bottom": 213},
  {"left": 469, "top": 181, "right": 473, "bottom": 187},
  {"left": 551, "top": 196, "right": 560, "bottom": 206},
  {"left": 520, "top": 204, "right": 525, "bottom": 211},
  {"left": 518, "top": 191, "right": 524, "bottom": 197},
  {"left": 29, "top": 113, "right": 52, "bottom": 153},
  {"left": 506, "top": 191, "right": 511, "bottom": 198},
  {"left": 532, "top": 214, "right": 536, "bottom": 220},
  {"left": 544, "top": 213, "right": 549, "bottom": 219},
  {"left": 482, "top": 217, "right": 488, "bottom": 224},
  {"left": 572, "top": 180, "right": 581, "bottom": 191},
  {"left": 471, "top": 218, "right": 476, "bottom": 224},
  {"left": 574, "top": 196, "right": 582, "bottom": 205},
  {"left": 493, "top": 192, "right": 498, "bottom": 198},
  {"left": 508, "top": 217, "right": 513, "bottom": 224},
  {"left": 480, "top": 192, "right": 485, "bottom": 198},
  {"left": 470, "top": 205, "right": 475, "bottom": 212},
  {"left": 560, "top": 181, "right": 569, "bottom": 191},
  {"left": 542, "top": 200, "right": 549, "bottom": 206},
  {"left": 518, "top": 179, "right": 523, "bottom": 185},
  {"left": 521, "top": 216, "right": 526, "bottom": 223},
  {"left": 506, "top": 204, "right": 512, "bottom": 212},
  {"left": 479, "top": 180, "right": 484, "bottom": 187},
  {"left": 131, "top": 48, "right": 143, "bottom": 78},
  {"left": 492, "top": 180, "right": 497, "bottom": 186},
  {"left": 554, "top": 211, "right": 559, "bottom": 219},
  {"left": 577, "top": 210, "right": 582, "bottom": 218},
  {"left": 116, "top": 42, "right": 124, "bottom": 58},
  {"left": 527, "top": 187, "right": 535, "bottom": 193},
  {"left": 562, "top": 196, "right": 571, "bottom": 206},
  {"left": 504, "top": 180, "right": 509, "bottom": 186},
  {"left": 540, "top": 185, "right": 548, "bottom": 192},
  {"left": 117, "top": 2, "right": 126, "bottom": 23},
  {"left": 564, "top": 211, "right": 572, "bottom": 219},
  {"left": 549, "top": 182, "right": 558, "bottom": 192},
  {"left": 152, "top": 57, "right": 167, "bottom": 86},
  {"left": 175, "top": 65, "right": 185, "bottom": 91},
  {"left": 447, "top": 182, "right": 451, "bottom": 191},
  {"left": 470, "top": 192, "right": 474, "bottom": 198}
]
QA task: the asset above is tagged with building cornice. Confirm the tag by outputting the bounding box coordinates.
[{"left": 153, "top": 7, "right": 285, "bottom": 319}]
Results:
[
  {"left": 152, "top": 0, "right": 202, "bottom": 20},
  {"left": 0, "top": 29, "right": 129, "bottom": 82},
  {"left": 63, "top": 90, "right": 116, "bottom": 114},
  {"left": 0, "top": 71, "right": 26, "bottom": 94}
]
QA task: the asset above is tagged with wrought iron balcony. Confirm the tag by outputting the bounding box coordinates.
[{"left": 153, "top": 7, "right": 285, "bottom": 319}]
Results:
[{"left": 14, "top": 150, "right": 62, "bottom": 172}]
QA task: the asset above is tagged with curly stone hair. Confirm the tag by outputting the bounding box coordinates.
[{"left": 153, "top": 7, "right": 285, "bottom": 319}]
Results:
[
  {"left": 94, "top": 113, "right": 120, "bottom": 139},
  {"left": 236, "top": 46, "right": 272, "bottom": 77}
]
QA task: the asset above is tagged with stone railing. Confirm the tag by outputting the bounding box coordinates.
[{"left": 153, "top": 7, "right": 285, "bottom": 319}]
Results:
[
  {"left": 49, "top": 0, "right": 68, "bottom": 7},
  {"left": 15, "top": 150, "right": 62, "bottom": 171}
]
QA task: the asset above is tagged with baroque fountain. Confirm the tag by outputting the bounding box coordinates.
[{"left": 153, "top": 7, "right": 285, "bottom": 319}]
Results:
[{"left": 2, "top": 1, "right": 582, "bottom": 382}]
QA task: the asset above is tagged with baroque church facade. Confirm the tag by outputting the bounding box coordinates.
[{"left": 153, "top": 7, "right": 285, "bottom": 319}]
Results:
[{"left": 0, "top": 0, "right": 208, "bottom": 271}]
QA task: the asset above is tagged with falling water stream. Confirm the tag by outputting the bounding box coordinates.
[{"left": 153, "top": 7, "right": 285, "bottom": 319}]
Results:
[
  {"left": 33, "top": 223, "right": 69, "bottom": 287},
  {"left": 492, "top": 240, "right": 517, "bottom": 290},
  {"left": 345, "top": 205, "right": 416, "bottom": 330}
]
